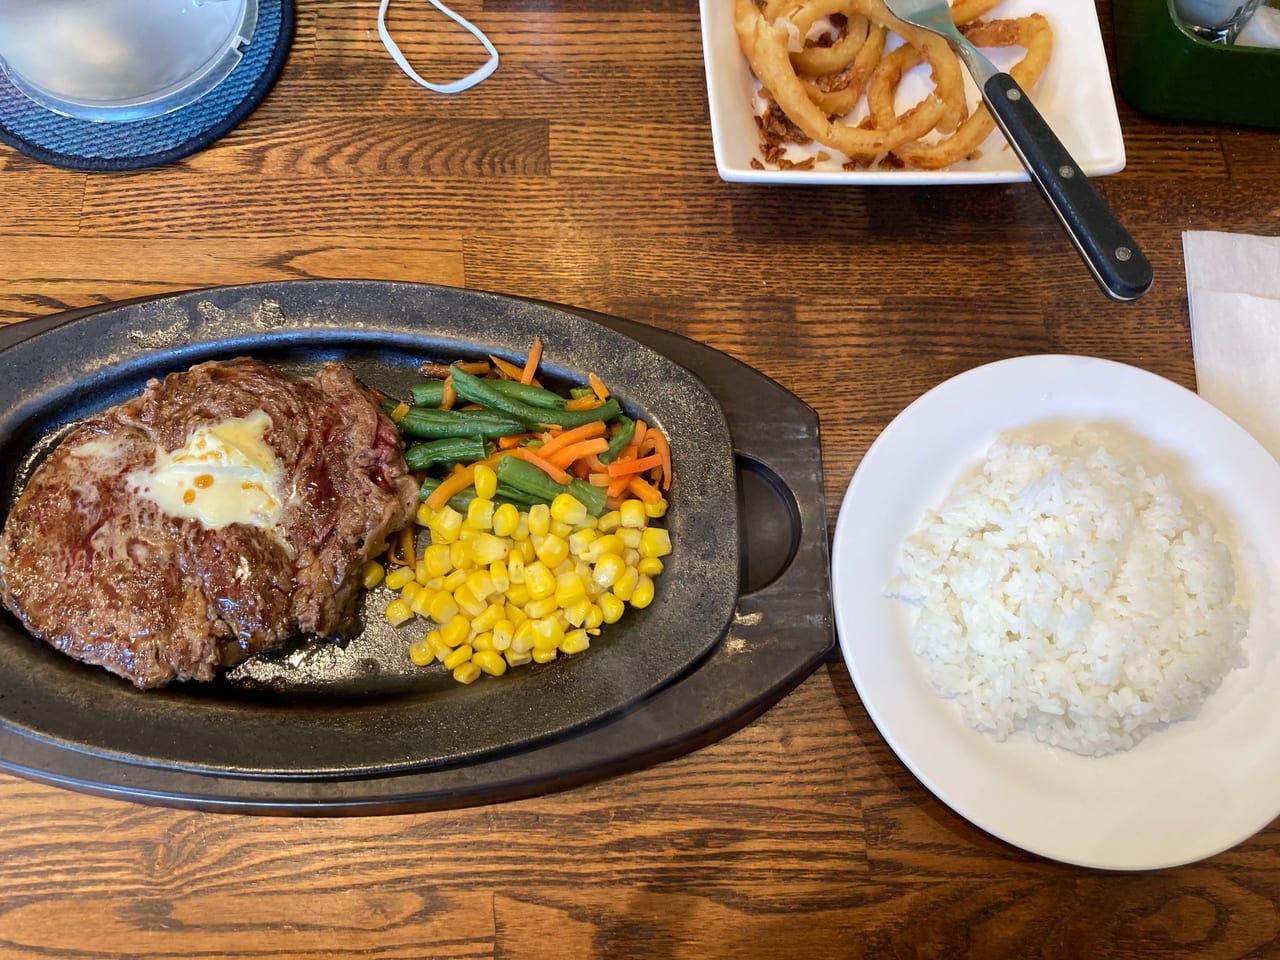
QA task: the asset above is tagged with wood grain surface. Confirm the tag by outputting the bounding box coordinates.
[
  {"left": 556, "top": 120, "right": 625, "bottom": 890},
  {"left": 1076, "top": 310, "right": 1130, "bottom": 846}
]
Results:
[{"left": 2, "top": 1, "right": 1279, "bottom": 957}]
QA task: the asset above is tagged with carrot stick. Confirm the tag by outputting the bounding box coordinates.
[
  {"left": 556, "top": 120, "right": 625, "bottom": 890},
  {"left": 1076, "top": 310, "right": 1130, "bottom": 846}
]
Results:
[
  {"left": 426, "top": 464, "right": 477, "bottom": 511},
  {"left": 588, "top": 373, "right": 610, "bottom": 401},
  {"left": 489, "top": 355, "right": 525, "bottom": 380},
  {"left": 440, "top": 377, "right": 457, "bottom": 410},
  {"left": 588, "top": 472, "right": 612, "bottom": 487},
  {"left": 535, "top": 420, "right": 606, "bottom": 459},
  {"left": 388, "top": 524, "right": 416, "bottom": 565},
  {"left": 513, "top": 446, "right": 572, "bottom": 485},
  {"left": 606, "top": 452, "right": 663, "bottom": 478},
  {"left": 627, "top": 476, "right": 663, "bottom": 504},
  {"left": 547, "top": 437, "right": 610, "bottom": 470},
  {"left": 520, "top": 337, "right": 543, "bottom": 385},
  {"left": 389, "top": 400, "right": 411, "bottom": 423},
  {"left": 497, "top": 433, "right": 528, "bottom": 449},
  {"left": 421, "top": 360, "right": 488, "bottom": 378},
  {"left": 650, "top": 430, "right": 672, "bottom": 491},
  {"left": 565, "top": 395, "right": 603, "bottom": 412},
  {"left": 606, "top": 474, "right": 630, "bottom": 500}
]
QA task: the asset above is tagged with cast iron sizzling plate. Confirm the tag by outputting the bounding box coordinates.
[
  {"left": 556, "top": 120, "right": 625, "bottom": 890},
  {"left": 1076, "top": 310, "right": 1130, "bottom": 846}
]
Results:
[{"left": 0, "top": 281, "right": 832, "bottom": 813}]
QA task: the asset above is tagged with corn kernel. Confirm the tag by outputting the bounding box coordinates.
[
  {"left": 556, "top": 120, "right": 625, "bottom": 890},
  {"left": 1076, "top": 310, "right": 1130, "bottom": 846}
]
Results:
[
  {"left": 531, "top": 616, "right": 565, "bottom": 650},
  {"left": 384, "top": 598, "right": 414, "bottom": 627},
  {"left": 426, "top": 629, "right": 451, "bottom": 663},
  {"left": 523, "top": 595, "right": 560, "bottom": 620},
  {"left": 466, "top": 569, "right": 495, "bottom": 601},
  {"left": 452, "top": 661, "right": 483, "bottom": 684},
  {"left": 585, "top": 534, "right": 625, "bottom": 563},
  {"left": 507, "top": 550, "right": 526, "bottom": 584},
  {"left": 453, "top": 583, "right": 486, "bottom": 618},
  {"left": 532, "top": 646, "right": 558, "bottom": 664},
  {"left": 504, "top": 602, "right": 527, "bottom": 626},
  {"left": 408, "top": 636, "right": 434, "bottom": 666},
  {"left": 474, "top": 464, "right": 498, "bottom": 500},
  {"left": 399, "top": 580, "right": 421, "bottom": 603},
  {"left": 468, "top": 532, "right": 508, "bottom": 566},
  {"left": 472, "top": 631, "right": 495, "bottom": 651},
  {"left": 385, "top": 565, "right": 417, "bottom": 590},
  {"left": 619, "top": 499, "right": 646, "bottom": 529},
  {"left": 630, "top": 574, "right": 655, "bottom": 609},
  {"left": 492, "top": 619, "right": 515, "bottom": 651},
  {"left": 599, "top": 592, "right": 625, "bottom": 624},
  {"left": 423, "top": 543, "right": 453, "bottom": 578},
  {"left": 471, "top": 602, "right": 504, "bottom": 633},
  {"left": 519, "top": 538, "right": 537, "bottom": 563},
  {"left": 489, "top": 559, "right": 510, "bottom": 593},
  {"left": 443, "top": 644, "right": 473, "bottom": 670},
  {"left": 550, "top": 519, "right": 574, "bottom": 539},
  {"left": 563, "top": 597, "right": 591, "bottom": 628},
  {"left": 637, "top": 556, "right": 665, "bottom": 577},
  {"left": 613, "top": 566, "right": 639, "bottom": 603},
  {"left": 428, "top": 591, "right": 459, "bottom": 624},
  {"left": 584, "top": 603, "right": 604, "bottom": 629},
  {"left": 560, "top": 629, "right": 591, "bottom": 655},
  {"left": 505, "top": 648, "right": 533, "bottom": 667},
  {"left": 619, "top": 528, "right": 642, "bottom": 550},
  {"left": 491, "top": 502, "right": 520, "bottom": 538},
  {"left": 410, "top": 586, "right": 436, "bottom": 618},
  {"left": 360, "top": 560, "right": 386, "bottom": 589},
  {"left": 524, "top": 561, "right": 555, "bottom": 600},
  {"left": 644, "top": 498, "right": 668, "bottom": 519},
  {"left": 511, "top": 512, "right": 531, "bottom": 541},
  {"left": 439, "top": 614, "right": 472, "bottom": 648},
  {"left": 555, "top": 571, "right": 587, "bottom": 607},
  {"left": 415, "top": 559, "right": 430, "bottom": 585},
  {"left": 466, "top": 497, "right": 495, "bottom": 531},
  {"left": 568, "top": 528, "right": 598, "bottom": 558},
  {"left": 504, "top": 582, "right": 531, "bottom": 608},
  {"left": 597, "top": 510, "right": 622, "bottom": 533},
  {"left": 442, "top": 568, "right": 468, "bottom": 592},
  {"left": 528, "top": 502, "right": 551, "bottom": 536},
  {"left": 533, "top": 533, "right": 568, "bottom": 568},
  {"left": 623, "top": 548, "right": 641, "bottom": 568},
  {"left": 592, "top": 553, "right": 626, "bottom": 589},
  {"left": 428, "top": 505, "right": 463, "bottom": 543},
  {"left": 510, "top": 619, "right": 536, "bottom": 653},
  {"left": 448, "top": 541, "right": 472, "bottom": 572},
  {"left": 472, "top": 649, "right": 508, "bottom": 676},
  {"left": 415, "top": 501, "right": 435, "bottom": 526}
]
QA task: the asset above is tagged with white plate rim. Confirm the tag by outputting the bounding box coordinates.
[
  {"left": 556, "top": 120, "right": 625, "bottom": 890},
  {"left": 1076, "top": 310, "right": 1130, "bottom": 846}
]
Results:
[
  {"left": 699, "top": 0, "right": 1127, "bottom": 185},
  {"left": 832, "top": 354, "right": 1280, "bottom": 870}
]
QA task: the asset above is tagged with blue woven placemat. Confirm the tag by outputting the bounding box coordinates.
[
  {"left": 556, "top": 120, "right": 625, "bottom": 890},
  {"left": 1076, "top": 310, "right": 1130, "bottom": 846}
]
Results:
[{"left": 0, "top": 0, "right": 293, "bottom": 172}]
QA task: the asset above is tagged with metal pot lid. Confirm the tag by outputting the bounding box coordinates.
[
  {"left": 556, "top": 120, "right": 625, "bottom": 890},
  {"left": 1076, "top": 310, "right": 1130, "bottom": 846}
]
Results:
[{"left": 0, "top": 0, "right": 258, "bottom": 122}]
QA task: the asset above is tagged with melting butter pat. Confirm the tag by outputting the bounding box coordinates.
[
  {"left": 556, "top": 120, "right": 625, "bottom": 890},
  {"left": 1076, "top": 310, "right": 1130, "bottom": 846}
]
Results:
[{"left": 128, "top": 410, "right": 285, "bottom": 530}]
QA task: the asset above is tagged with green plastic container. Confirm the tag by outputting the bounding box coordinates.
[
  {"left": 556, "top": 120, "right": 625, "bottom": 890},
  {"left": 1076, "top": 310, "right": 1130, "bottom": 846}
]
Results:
[{"left": 1113, "top": 0, "right": 1280, "bottom": 128}]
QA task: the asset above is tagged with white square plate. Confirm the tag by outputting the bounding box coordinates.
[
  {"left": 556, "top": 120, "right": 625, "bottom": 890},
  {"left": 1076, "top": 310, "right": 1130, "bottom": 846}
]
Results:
[{"left": 699, "top": 0, "right": 1128, "bottom": 185}]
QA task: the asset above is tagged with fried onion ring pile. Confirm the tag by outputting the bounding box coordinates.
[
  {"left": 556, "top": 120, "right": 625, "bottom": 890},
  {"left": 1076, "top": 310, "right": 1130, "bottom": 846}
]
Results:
[{"left": 734, "top": 0, "right": 1053, "bottom": 171}]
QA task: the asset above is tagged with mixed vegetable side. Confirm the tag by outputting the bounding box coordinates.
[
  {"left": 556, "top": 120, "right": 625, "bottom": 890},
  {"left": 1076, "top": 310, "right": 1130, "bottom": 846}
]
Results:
[{"left": 362, "top": 339, "right": 674, "bottom": 684}]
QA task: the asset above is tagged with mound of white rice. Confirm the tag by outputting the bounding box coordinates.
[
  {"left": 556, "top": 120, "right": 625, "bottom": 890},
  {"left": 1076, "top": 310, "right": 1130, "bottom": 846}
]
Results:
[{"left": 892, "top": 430, "right": 1249, "bottom": 757}]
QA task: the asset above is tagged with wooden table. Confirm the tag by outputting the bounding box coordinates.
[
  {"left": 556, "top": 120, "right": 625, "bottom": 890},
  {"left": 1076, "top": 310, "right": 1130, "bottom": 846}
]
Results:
[{"left": 1, "top": 2, "right": 1277, "bottom": 957}]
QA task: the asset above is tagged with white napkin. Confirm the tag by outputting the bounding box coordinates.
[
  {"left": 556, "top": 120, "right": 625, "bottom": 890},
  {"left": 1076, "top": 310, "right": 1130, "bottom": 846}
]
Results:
[{"left": 1183, "top": 230, "right": 1280, "bottom": 462}]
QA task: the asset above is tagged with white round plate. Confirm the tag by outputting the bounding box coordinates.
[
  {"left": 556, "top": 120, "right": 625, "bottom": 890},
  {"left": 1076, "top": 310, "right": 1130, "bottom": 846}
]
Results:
[{"left": 832, "top": 354, "right": 1280, "bottom": 870}]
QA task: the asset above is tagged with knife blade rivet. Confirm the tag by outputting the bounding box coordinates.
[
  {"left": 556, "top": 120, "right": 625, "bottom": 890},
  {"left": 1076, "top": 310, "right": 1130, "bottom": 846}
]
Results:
[
  {"left": 1059, "top": 165, "right": 1075, "bottom": 178},
  {"left": 1115, "top": 246, "right": 1132, "bottom": 262},
  {"left": 1006, "top": 88, "right": 1022, "bottom": 101}
]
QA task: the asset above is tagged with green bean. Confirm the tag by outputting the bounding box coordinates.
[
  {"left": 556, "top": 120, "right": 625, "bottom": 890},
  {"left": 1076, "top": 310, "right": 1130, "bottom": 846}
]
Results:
[
  {"left": 410, "top": 381, "right": 447, "bottom": 407},
  {"left": 598, "top": 415, "right": 635, "bottom": 464},
  {"left": 451, "top": 364, "right": 621, "bottom": 429},
  {"left": 396, "top": 407, "right": 527, "bottom": 440},
  {"left": 404, "top": 436, "right": 488, "bottom": 472},
  {"left": 495, "top": 455, "right": 609, "bottom": 516},
  {"left": 485, "top": 378, "right": 566, "bottom": 409}
]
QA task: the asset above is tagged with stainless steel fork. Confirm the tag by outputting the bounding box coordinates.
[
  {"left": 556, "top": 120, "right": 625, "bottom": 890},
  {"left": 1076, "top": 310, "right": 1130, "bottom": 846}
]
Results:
[{"left": 884, "top": 0, "right": 1153, "bottom": 302}]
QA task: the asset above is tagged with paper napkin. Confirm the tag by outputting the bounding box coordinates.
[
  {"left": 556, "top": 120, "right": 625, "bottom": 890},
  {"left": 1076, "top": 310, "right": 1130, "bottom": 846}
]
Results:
[{"left": 1183, "top": 230, "right": 1280, "bottom": 462}]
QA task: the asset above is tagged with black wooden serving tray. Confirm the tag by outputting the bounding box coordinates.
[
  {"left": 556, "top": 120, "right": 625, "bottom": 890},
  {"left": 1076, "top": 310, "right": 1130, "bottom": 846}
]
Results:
[{"left": 0, "top": 281, "right": 832, "bottom": 814}]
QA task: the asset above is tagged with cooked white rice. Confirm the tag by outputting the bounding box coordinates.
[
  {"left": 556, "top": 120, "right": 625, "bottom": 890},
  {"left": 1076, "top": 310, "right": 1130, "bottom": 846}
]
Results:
[{"left": 892, "top": 429, "right": 1249, "bottom": 757}]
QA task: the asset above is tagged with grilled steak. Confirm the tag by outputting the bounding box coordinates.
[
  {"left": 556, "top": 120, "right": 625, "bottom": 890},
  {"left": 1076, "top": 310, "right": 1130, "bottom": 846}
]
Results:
[{"left": 0, "top": 358, "right": 418, "bottom": 688}]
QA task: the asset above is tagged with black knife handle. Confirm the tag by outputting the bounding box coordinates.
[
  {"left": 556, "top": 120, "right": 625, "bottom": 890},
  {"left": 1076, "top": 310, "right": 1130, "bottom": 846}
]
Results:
[{"left": 982, "top": 72, "right": 1153, "bottom": 302}]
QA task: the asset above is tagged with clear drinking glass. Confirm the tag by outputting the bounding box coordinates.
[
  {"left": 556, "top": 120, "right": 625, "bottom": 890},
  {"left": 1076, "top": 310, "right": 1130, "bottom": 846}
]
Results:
[
  {"left": 1172, "top": 0, "right": 1264, "bottom": 42},
  {"left": 0, "top": 0, "right": 258, "bottom": 121}
]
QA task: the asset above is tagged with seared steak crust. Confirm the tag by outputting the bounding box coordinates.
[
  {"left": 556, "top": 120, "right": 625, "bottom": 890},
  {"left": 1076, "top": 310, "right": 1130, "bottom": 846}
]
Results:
[{"left": 0, "top": 358, "right": 418, "bottom": 688}]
